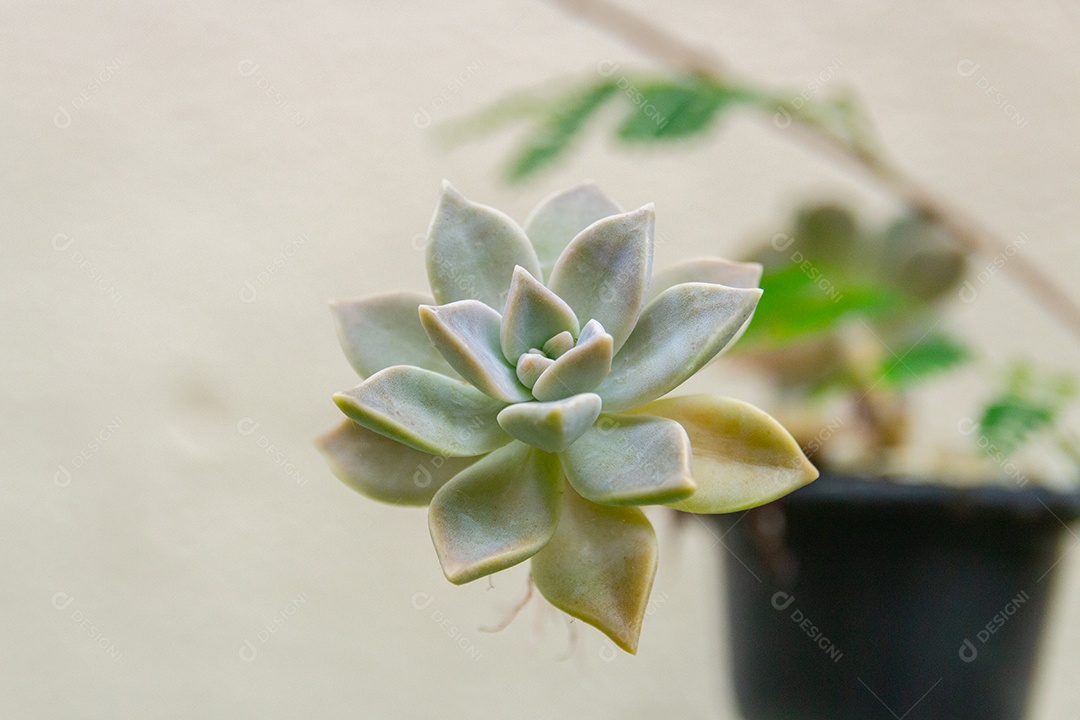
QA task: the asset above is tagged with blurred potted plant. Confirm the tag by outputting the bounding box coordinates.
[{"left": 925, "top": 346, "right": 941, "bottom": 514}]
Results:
[{"left": 442, "top": 1, "right": 1080, "bottom": 717}]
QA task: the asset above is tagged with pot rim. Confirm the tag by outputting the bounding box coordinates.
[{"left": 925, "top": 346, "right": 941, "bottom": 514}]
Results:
[{"left": 780, "top": 473, "right": 1080, "bottom": 520}]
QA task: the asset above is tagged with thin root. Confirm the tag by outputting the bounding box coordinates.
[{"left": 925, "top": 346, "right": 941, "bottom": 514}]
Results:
[{"left": 479, "top": 573, "right": 534, "bottom": 633}]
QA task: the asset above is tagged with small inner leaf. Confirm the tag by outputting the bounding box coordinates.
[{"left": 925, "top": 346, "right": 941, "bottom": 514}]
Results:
[
  {"left": 516, "top": 352, "right": 554, "bottom": 389},
  {"left": 496, "top": 393, "right": 602, "bottom": 452},
  {"left": 500, "top": 266, "right": 580, "bottom": 363},
  {"left": 419, "top": 300, "right": 531, "bottom": 403},
  {"left": 531, "top": 320, "right": 614, "bottom": 402},
  {"left": 542, "top": 331, "right": 575, "bottom": 359}
]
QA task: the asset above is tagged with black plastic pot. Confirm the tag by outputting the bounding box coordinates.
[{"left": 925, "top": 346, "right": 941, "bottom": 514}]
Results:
[{"left": 715, "top": 474, "right": 1080, "bottom": 720}]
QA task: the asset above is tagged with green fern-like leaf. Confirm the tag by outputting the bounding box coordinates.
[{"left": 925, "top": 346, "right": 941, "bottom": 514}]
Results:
[
  {"left": 877, "top": 333, "right": 969, "bottom": 387},
  {"left": 977, "top": 363, "right": 1076, "bottom": 457},
  {"left": 506, "top": 81, "right": 618, "bottom": 181},
  {"left": 979, "top": 397, "right": 1055, "bottom": 457},
  {"left": 614, "top": 81, "right": 754, "bottom": 142}
]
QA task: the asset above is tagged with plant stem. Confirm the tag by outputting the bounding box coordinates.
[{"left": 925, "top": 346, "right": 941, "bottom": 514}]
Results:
[{"left": 546, "top": 0, "right": 1080, "bottom": 346}]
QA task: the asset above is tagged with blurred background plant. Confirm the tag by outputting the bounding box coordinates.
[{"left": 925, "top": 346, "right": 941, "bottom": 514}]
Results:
[{"left": 438, "top": 2, "right": 1080, "bottom": 484}]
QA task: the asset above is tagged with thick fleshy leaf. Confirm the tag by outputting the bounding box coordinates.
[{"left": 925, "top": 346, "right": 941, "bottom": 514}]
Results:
[
  {"left": 647, "top": 259, "right": 764, "bottom": 352},
  {"left": 496, "top": 393, "right": 602, "bottom": 452},
  {"left": 333, "top": 366, "right": 509, "bottom": 456},
  {"left": 516, "top": 352, "right": 553, "bottom": 389},
  {"left": 597, "top": 283, "right": 762, "bottom": 412},
  {"left": 542, "top": 331, "right": 574, "bottom": 359},
  {"left": 547, "top": 206, "right": 655, "bottom": 353},
  {"left": 428, "top": 441, "right": 562, "bottom": 584},
  {"left": 560, "top": 414, "right": 695, "bottom": 505},
  {"left": 425, "top": 182, "right": 541, "bottom": 309},
  {"left": 418, "top": 300, "right": 530, "bottom": 403},
  {"left": 316, "top": 420, "right": 479, "bottom": 506},
  {"left": 500, "top": 266, "right": 580, "bottom": 363},
  {"left": 647, "top": 258, "right": 763, "bottom": 301},
  {"left": 531, "top": 488, "right": 658, "bottom": 654},
  {"left": 531, "top": 320, "right": 614, "bottom": 402},
  {"left": 330, "top": 292, "right": 455, "bottom": 378},
  {"left": 523, "top": 183, "right": 622, "bottom": 280},
  {"left": 630, "top": 396, "right": 818, "bottom": 512}
]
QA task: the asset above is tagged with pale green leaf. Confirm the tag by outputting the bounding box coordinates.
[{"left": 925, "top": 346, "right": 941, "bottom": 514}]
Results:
[
  {"left": 647, "top": 258, "right": 763, "bottom": 301},
  {"left": 500, "top": 266, "right": 579, "bottom": 363},
  {"left": 316, "top": 420, "right": 479, "bottom": 506},
  {"left": 333, "top": 366, "right": 509, "bottom": 456},
  {"left": 496, "top": 393, "right": 602, "bottom": 452},
  {"left": 428, "top": 442, "right": 562, "bottom": 584},
  {"left": 330, "top": 292, "right": 455, "bottom": 379},
  {"left": 532, "top": 320, "right": 614, "bottom": 402},
  {"left": 548, "top": 205, "right": 654, "bottom": 353},
  {"left": 560, "top": 413, "right": 695, "bottom": 505},
  {"left": 515, "top": 352, "right": 554, "bottom": 389},
  {"left": 418, "top": 300, "right": 531, "bottom": 402},
  {"left": 597, "top": 283, "right": 761, "bottom": 412},
  {"left": 531, "top": 488, "right": 658, "bottom": 654},
  {"left": 425, "top": 182, "right": 541, "bottom": 309},
  {"left": 524, "top": 183, "right": 622, "bottom": 280}
]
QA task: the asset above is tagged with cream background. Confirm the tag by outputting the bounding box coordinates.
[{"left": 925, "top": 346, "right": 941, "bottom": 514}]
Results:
[{"left": 5, "top": 0, "right": 1080, "bottom": 717}]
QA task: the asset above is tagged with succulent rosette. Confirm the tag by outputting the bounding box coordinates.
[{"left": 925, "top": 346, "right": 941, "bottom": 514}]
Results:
[{"left": 317, "top": 182, "right": 817, "bottom": 653}]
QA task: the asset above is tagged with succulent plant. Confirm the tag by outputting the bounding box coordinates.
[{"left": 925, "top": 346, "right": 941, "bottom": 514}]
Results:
[{"left": 317, "top": 182, "right": 817, "bottom": 653}]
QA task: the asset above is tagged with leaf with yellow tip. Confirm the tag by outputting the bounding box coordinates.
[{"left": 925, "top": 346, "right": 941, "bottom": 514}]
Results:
[
  {"left": 531, "top": 488, "right": 657, "bottom": 654},
  {"left": 629, "top": 395, "right": 818, "bottom": 513}
]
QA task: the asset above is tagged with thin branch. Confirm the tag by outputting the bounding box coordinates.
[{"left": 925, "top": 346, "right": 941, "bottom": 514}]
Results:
[
  {"left": 546, "top": 0, "right": 731, "bottom": 79},
  {"left": 545, "top": 0, "right": 1080, "bottom": 345}
]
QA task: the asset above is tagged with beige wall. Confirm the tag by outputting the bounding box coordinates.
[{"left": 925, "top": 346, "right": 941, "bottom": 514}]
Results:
[{"left": 5, "top": 0, "right": 1080, "bottom": 717}]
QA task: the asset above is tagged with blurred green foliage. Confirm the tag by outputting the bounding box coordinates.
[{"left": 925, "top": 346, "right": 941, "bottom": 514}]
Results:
[
  {"left": 978, "top": 364, "right": 1076, "bottom": 457},
  {"left": 451, "top": 69, "right": 1079, "bottom": 477}
]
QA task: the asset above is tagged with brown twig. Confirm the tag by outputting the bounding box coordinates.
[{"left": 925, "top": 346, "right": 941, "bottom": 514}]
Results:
[{"left": 546, "top": 0, "right": 1080, "bottom": 345}]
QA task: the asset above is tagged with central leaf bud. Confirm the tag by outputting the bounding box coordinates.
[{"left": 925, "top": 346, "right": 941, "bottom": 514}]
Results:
[{"left": 510, "top": 318, "right": 615, "bottom": 402}]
